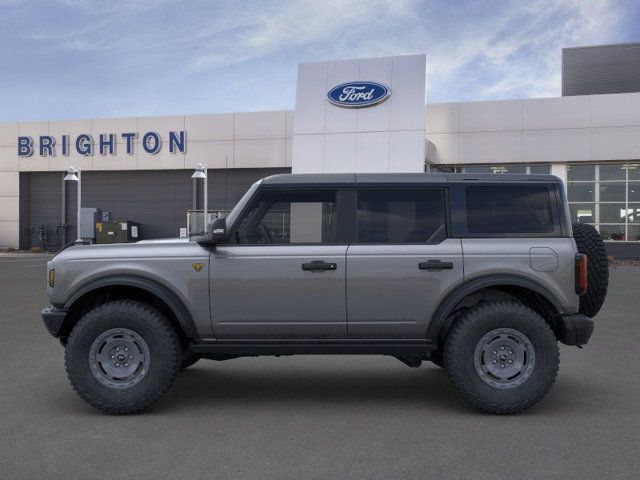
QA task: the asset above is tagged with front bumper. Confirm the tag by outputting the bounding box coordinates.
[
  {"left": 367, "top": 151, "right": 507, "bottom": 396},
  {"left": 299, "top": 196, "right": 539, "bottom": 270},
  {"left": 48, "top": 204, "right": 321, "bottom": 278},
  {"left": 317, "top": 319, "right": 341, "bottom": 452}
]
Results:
[
  {"left": 41, "top": 306, "right": 67, "bottom": 337},
  {"left": 556, "top": 313, "right": 594, "bottom": 346}
]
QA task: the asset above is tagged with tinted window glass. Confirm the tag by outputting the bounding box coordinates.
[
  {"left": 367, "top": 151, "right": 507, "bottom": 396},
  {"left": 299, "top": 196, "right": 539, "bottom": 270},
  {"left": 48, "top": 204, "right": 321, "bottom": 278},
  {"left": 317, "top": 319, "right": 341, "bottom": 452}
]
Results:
[
  {"left": 466, "top": 186, "right": 554, "bottom": 234},
  {"left": 356, "top": 189, "right": 446, "bottom": 243},
  {"left": 234, "top": 190, "right": 336, "bottom": 244},
  {"left": 567, "top": 164, "right": 595, "bottom": 181},
  {"left": 529, "top": 164, "right": 551, "bottom": 175},
  {"left": 599, "top": 163, "right": 626, "bottom": 181},
  {"left": 567, "top": 183, "right": 595, "bottom": 202}
]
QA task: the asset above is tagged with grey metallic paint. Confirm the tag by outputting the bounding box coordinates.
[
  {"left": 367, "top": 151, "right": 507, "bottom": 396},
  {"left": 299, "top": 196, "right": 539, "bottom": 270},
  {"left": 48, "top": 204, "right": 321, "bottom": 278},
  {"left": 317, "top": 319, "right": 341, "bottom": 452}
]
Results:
[
  {"left": 48, "top": 240, "right": 213, "bottom": 337},
  {"left": 45, "top": 173, "right": 581, "bottom": 346}
]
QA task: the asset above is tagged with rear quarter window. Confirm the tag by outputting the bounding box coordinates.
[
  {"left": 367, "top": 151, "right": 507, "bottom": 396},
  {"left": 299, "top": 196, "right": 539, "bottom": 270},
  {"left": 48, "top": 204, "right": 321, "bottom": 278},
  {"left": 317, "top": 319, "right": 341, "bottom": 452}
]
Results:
[{"left": 465, "top": 185, "right": 556, "bottom": 235}]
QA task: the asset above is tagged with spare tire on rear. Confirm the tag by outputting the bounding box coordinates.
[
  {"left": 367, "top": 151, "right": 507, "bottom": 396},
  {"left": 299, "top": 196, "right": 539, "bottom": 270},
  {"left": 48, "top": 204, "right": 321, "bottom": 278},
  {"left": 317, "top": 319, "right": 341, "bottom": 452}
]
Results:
[{"left": 572, "top": 223, "right": 609, "bottom": 317}]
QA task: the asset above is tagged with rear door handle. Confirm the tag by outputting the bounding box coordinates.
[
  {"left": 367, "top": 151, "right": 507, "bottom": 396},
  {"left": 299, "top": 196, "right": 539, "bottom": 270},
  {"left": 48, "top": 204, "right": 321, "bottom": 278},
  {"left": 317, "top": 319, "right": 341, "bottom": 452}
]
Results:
[
  {"left": 419, "top": 260, "right": 453, "bottom": 271},
  {"left": 302, "top": 260, "right": 337, "bottom": 271}
]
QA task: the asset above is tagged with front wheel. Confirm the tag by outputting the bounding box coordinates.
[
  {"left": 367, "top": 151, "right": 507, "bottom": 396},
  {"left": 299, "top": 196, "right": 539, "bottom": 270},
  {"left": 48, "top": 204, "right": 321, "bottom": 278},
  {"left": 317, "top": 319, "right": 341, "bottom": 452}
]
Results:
[
  {"left": 443, "top": 301, "right": 559, "bottom": 414},
  {"left": 65, "top": 300, "right": 181, "bottom": 414}
]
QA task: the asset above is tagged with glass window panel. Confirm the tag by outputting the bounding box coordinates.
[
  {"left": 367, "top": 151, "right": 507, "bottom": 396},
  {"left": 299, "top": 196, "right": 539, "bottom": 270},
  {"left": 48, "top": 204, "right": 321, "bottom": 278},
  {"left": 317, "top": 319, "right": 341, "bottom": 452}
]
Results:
[
  {"left": 465, "top": 186, "right": 554, "bottom": 234},
  {"left": 628, "top": 183, "right": 640, "bottom": 202},
  {"left": 627, "top": 204, "right": 640, "bottom": 223},
  {"left": 529, "top": 164, "right": 551, "bottom": 175},
  {"left": 599, "top": 203, "right": 627, "bottom": 223},
  {"left": 598, "top": 225, "right": 625, "bottom": 241},
  {"left": 499, "top": 165, "right": 527, "bottom": 174},
  {"left": 567, "top": 164, "right": 595, "bottom": 181},
  {"left": 356, "top": 189, "right": 446, "bottom": 243},
  {"left": 599, "top": 163, "right": 626, "bottom": 181},
  {"left": 462, "top": 165, "right": 493, "bottom": 174},
  {"left": 235, "top": 190, "right": 336, "bottom": 244},
  {"left": 599, "top": 182, "right": 625, "bottom": 202},
  {"left": 627, "top": 225, "right": 640, "bottom": 241},
  {"left": 569, "top": 203, "right": 595, "bottom": 224},
  {"left": 627, "top": 164, "right": 640, "bottom": 181},
  {"left": 567, "top": 183, "right": 595, "bottom": 202}
]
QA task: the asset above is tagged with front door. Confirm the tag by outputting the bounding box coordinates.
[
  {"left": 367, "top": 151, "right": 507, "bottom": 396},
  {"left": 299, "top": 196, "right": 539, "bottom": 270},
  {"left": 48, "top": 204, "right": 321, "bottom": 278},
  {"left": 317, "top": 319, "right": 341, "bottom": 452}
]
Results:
[
  {"left": 210, "top": 188, "right": 348, "bottom": 339},
  {"left": 346, "top": 187, "right": 463, "bottom": 338}
]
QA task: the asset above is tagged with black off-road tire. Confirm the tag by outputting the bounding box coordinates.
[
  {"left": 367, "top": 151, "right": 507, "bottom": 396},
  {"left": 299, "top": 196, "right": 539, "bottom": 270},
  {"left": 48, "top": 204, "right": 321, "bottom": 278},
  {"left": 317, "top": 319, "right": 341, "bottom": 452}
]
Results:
[
  {"left": 180, "top": 350, "right": 201, "bottom": 371},
  {"left": 572, "top": 222, "right": 609, "bottom": 317},
  {"left": 444, "top": 301, "right": 559, "bottom": 414},
  {"left": 65, "top": 300, "right": 181, "bottom": 414},
  {"left": 430, "top": 350, "right": 444, "bottom": 368}
]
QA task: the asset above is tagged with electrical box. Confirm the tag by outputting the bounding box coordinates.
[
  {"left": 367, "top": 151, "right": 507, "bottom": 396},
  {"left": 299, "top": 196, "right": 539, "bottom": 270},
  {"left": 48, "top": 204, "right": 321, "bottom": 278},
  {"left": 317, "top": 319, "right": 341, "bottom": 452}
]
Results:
[
  {"left": 79, "top": 208, "right": 100, "bottom": 240},
  {"left": 95, "top": 220, "right": 141, "bottom": 244},
  {"left": 95, "top": 221, "right": 118, "bottom": 244},
  {"left": 117, "top": 220, "right": 141, "bottom": 242}
]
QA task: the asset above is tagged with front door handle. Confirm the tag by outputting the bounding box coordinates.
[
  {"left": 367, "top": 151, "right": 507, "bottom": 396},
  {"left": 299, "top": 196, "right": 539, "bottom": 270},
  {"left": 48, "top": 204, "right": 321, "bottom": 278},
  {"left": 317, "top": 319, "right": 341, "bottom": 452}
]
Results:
[
  {"left": 302, "top": 260, "right": 337, "bottom": 272},
  {"left": 419, "top": 260, "right": 454, "bottom": 271}
]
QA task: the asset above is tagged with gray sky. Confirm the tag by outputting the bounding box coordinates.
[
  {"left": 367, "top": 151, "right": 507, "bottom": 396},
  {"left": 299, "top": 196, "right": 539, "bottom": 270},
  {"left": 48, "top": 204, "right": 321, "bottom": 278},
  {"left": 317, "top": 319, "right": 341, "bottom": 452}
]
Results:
[{"left": 1, "top": 0, "right": 638, "bottom": 121}]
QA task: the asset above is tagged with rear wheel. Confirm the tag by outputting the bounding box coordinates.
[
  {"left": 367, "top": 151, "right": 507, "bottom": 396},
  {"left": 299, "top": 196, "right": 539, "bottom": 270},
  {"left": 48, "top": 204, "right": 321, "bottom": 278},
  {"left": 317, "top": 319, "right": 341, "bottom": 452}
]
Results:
[
  {"left": 65, "top": 300, "right": 181, "bottom": 414},
  {"left": 444, "top": 301, "right": 559, "bottom": 414}
]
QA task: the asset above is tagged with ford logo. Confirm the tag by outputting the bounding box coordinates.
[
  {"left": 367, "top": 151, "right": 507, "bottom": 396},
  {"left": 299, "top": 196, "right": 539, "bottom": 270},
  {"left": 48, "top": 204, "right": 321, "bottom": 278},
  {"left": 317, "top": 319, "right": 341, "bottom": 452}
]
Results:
[{"left": 327, "top": 81, "right": 391, "bottom": 108}]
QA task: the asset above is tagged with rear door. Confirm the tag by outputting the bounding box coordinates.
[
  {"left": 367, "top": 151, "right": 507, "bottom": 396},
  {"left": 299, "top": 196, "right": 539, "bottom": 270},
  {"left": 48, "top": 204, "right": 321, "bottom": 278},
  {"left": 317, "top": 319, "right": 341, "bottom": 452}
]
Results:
[{"left": 346, "top": 187, "right": 463, "bottom": 338}]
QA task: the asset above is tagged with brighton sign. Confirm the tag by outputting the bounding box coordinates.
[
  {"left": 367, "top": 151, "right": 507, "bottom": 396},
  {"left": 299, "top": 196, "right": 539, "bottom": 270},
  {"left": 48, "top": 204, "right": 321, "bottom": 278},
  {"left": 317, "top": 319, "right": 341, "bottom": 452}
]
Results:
[
  {"left": 17, "top": 131, "right": 187, "bottom": 157},
  {"left": 327, "top": 81, "right": 391, "bottom": 108}
]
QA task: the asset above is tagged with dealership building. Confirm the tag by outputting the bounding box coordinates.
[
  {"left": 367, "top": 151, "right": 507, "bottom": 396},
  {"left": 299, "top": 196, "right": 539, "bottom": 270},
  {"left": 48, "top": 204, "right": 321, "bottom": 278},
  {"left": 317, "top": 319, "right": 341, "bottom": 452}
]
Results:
[{"left": 1, "top": 42, "right": 640, "bottom": 256}]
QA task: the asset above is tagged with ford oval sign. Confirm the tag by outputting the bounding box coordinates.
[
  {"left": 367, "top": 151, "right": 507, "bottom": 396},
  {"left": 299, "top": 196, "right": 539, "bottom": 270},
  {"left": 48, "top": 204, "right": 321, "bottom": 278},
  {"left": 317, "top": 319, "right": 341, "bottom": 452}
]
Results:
[{"left": 327, "top": 81, "right": 391, "bottom": 108}]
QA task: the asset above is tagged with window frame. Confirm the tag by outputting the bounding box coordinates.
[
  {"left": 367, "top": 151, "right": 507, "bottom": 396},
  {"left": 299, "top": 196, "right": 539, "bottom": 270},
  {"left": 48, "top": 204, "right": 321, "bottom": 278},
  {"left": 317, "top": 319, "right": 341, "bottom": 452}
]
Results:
[
  {"left": 224, "top": 186, "right": 352, "bottom": 246},
  {"left": 450, "top": 182, "right": 563, "bottom": 238},
  {"left": 352, "top": 186, "right": 451, "bottom": 245}
]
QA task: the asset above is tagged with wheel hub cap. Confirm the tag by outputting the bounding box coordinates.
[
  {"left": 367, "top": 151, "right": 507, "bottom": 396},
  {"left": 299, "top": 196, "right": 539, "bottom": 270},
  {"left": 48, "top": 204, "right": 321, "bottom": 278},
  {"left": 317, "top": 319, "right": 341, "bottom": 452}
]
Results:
[
  {"left": 474, "top": 328, "right": 535, "bottom": 389},
  {"left": 89, "top": 328, "right": 150, "bottom": 389}
]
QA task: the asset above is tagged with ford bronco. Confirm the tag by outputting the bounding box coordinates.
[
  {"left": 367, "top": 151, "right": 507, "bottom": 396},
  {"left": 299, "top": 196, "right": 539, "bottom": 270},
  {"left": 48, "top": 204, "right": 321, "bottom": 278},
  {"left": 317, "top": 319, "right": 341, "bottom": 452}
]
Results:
[{"left": 41, "top": 173, "right": 609, "bottom": 414}]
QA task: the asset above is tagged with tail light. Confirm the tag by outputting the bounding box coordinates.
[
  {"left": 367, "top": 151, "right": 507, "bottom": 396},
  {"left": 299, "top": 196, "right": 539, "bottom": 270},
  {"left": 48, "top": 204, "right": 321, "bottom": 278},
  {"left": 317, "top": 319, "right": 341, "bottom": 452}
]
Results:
[{"left": 575, "top": 254, "right": 587, "bottom": 295}]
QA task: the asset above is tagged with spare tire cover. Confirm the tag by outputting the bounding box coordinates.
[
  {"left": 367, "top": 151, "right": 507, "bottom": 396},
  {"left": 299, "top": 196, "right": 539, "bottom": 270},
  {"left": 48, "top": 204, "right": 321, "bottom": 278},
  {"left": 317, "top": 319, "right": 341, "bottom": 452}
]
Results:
[{"left": 572, "top": 223, "right": 609, "bottom": 317}]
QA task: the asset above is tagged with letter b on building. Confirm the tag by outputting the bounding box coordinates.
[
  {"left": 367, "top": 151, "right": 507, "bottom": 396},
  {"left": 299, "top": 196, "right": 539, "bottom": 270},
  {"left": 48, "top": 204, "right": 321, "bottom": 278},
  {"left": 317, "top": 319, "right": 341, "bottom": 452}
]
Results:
[{"left": 18, "top": 136, "right": 33, "bottom": 157}]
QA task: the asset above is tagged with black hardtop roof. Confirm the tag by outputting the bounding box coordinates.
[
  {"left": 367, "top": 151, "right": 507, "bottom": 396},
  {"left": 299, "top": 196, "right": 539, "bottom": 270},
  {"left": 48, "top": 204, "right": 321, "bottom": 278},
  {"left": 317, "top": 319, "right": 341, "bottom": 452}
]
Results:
[{"left": 261, "top": 172, "right": 560, "bottom": 187}]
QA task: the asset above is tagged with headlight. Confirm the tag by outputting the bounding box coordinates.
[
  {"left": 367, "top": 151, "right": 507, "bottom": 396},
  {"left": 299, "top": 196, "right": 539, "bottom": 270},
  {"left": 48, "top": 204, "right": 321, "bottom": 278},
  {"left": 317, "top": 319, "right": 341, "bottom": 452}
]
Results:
[{"left": 48, "top": 269, "right": 55, "bottom": 288}]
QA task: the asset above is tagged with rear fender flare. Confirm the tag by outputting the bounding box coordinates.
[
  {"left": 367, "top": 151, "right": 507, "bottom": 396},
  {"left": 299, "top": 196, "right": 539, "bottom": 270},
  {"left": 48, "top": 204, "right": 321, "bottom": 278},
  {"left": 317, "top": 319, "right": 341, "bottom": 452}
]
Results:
[{"left": 426, "top": 274, "right": 563, "bottom": 340}]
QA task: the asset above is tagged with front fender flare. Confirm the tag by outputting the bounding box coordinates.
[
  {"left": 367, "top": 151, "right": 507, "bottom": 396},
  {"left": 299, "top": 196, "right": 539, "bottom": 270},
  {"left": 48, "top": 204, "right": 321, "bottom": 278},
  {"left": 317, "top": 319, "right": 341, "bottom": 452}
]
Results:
[{"left": 63, "top": 275, "right": 198, "bottom": 339}]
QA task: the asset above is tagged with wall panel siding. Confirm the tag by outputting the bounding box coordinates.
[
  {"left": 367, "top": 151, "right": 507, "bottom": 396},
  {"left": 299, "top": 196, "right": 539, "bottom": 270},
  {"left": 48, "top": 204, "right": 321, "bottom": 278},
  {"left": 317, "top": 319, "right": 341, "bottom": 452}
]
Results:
[
  {"left": 23, "top": 168, "right": 289, "bottom": 250},
  {"left": 563, "top": 44, "right": 640, "bottom": 96}
]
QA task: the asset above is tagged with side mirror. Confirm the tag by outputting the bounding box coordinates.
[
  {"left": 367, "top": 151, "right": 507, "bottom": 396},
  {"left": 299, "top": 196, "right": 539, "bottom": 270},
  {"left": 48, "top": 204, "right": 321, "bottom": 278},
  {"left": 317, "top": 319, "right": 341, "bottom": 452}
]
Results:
[
  {"left": 195, "top": 217, "right": 227, "bottom": 246},
  {"left": 209, "top": 217, "right": 227, "bottom": 244}
]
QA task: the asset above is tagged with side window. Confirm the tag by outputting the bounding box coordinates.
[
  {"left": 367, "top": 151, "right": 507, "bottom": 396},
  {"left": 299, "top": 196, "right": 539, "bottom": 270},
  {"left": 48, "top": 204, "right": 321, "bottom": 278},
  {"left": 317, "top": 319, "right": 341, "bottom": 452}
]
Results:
[
  {"left": 356, "top": 189, "right": 447, "bottom": 244},
  {"left": 465, "top": 186, "right": 554, "bottom": 234},
  {"left": 233, "top": 189, "right": 337, "bottom": 244}
]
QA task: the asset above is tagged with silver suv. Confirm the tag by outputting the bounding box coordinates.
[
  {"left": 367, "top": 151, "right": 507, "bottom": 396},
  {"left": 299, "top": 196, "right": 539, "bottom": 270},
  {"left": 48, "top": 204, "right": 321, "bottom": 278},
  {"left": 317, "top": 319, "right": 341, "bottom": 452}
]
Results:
[{"left": 41, "top": 173, "right": 609, "bottom": 414}]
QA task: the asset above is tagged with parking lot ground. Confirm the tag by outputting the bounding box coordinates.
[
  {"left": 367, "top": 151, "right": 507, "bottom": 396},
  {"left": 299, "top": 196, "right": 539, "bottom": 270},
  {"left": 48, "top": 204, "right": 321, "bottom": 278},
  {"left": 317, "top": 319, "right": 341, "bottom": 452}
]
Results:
[{"left": 1, "top": 255, "right": 639, "bottom": 480}]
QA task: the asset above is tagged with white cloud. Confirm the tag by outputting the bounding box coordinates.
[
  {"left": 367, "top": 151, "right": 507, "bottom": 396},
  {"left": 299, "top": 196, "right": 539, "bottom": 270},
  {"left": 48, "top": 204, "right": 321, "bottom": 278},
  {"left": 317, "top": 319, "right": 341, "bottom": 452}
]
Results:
[
  {"left": 186, "top": 0, "right": 421, "bottom": 70},
  {"left": 425, "top": 0, "right": 626, "bottom": 100}
]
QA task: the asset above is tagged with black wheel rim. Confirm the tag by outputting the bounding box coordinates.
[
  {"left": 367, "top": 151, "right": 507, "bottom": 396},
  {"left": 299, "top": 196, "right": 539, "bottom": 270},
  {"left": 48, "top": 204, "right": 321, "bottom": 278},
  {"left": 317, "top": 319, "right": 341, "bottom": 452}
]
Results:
[
  {"left": 473, "top": 328, "right": 536, "bottom": 389},
  {"left": 89, "top": 328, "right": 150, "bottom": 389}
]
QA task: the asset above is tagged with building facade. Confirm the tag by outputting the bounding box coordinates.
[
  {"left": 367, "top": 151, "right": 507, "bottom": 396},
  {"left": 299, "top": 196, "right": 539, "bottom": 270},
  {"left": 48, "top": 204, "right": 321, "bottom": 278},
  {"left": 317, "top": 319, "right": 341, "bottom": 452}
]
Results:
[{"left": 1, "top": 45, "right": 640, "bottom": 257}]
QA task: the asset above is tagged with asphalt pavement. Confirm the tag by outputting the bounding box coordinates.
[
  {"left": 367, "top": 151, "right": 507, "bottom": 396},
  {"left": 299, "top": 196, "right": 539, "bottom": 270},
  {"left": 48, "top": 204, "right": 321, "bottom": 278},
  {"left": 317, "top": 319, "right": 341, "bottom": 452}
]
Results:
[{"left": 1, "top": 254, "right": 639, "bottom": 479}]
